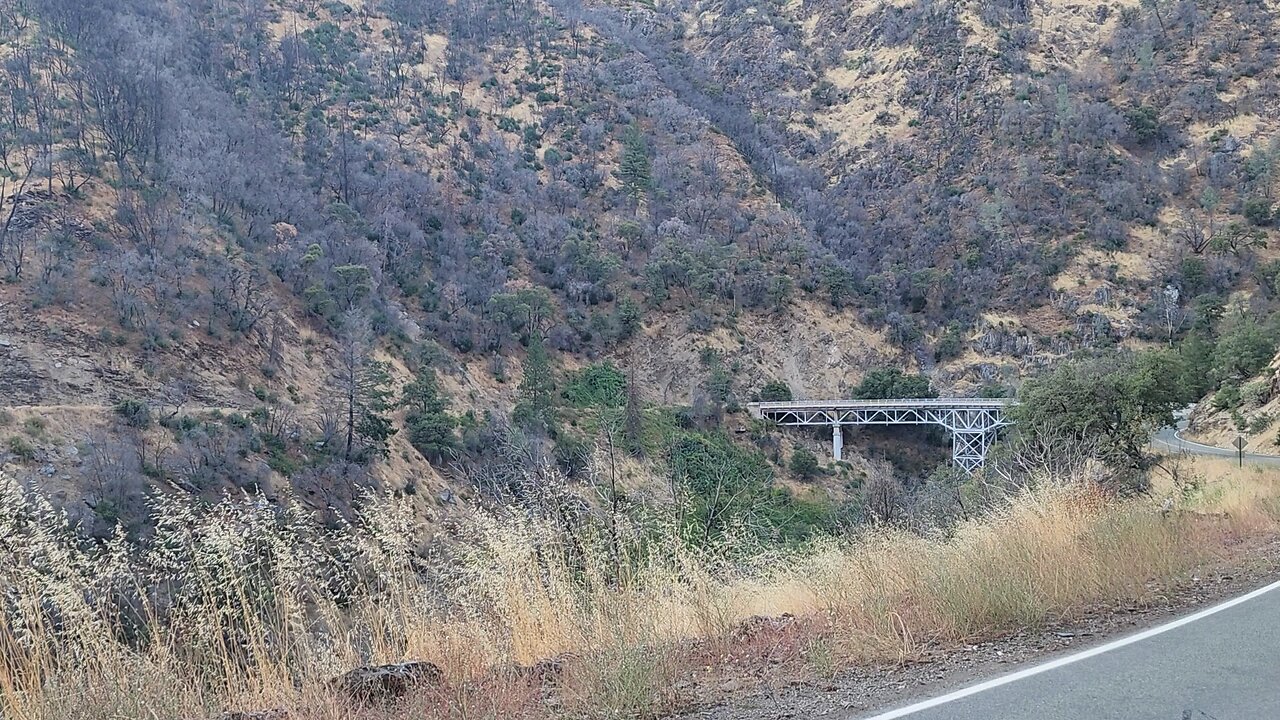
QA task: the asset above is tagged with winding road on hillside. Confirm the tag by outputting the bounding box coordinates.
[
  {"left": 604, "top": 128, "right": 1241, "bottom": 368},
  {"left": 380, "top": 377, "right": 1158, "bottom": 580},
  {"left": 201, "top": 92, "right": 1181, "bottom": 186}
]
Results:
[
  {"left": 1152, "top": 420, "right": 1280, "bottom": 466},
  {"left": 855, "top": 579, "right": 1280, "bottom": 720}
]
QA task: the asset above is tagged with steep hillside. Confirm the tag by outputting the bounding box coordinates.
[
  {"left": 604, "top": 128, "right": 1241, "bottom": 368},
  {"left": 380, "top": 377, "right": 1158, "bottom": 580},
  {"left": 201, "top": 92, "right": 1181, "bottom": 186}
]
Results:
[
  {"left": 2, "top": 0, "right": 1280, "bottom": 530},
  {"left": 1186, "top": 341, "right": 1280, "bottom": 452}
]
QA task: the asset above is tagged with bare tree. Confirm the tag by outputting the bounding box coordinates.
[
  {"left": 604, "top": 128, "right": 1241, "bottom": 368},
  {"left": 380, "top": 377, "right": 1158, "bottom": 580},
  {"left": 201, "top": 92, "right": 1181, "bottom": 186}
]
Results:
[
  {"left": 988, "top": 430, "right": 1105, "bottom": 489},
  {"left": 863, "top": 461, "right": 903, "bottom": 524},
  {"left": 1173, "top": 208, "right": 1208, "bottom": 253},
  {"left": 1159, "top": 284, "right": 1185, "bottom": 345},
  {"left": 209, "top": 259, "right": 277, "bottom": 334}
]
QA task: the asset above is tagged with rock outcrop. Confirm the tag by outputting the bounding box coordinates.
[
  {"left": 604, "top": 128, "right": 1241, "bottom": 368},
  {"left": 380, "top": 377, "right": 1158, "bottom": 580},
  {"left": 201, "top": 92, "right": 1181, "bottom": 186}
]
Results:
[{"left": 328, "top": 660, "right": 446, "bottom": 704}]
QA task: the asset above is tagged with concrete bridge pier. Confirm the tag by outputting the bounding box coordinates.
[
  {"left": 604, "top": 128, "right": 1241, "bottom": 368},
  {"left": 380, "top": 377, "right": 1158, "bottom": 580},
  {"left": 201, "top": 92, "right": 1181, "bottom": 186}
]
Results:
[{"left": 832, "top": 424, "right": 844, "bottom": 462}]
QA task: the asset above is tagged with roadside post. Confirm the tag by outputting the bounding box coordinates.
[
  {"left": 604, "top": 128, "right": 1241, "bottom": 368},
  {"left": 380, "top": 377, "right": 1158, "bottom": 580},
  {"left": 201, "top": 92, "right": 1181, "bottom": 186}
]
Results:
[{"left": 1236, "top": 435, "right": 1247, "bottom": 467}]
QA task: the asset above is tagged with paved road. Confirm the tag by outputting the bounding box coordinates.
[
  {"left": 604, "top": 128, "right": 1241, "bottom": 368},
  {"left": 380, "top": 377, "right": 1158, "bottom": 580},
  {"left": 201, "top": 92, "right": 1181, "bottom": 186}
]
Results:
[
  {"left": 1152, "top": 423, "right": 1280, "bottom": 466},
  {"left": 857, "top": 580, "right": 1280, "bottom": 720}
]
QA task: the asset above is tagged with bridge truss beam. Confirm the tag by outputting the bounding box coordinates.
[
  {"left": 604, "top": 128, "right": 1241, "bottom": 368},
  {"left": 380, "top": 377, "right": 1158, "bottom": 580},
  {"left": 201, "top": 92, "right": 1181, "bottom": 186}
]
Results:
[{"left": 749, "top": 400, "right": 1012, "bottom": 473}]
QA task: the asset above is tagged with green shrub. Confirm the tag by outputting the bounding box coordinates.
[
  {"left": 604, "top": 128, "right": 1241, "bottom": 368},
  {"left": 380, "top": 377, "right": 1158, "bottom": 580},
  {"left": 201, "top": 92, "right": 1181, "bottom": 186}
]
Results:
[
  {"left": 1212, "top": 384, "right": 1241, "bottom": 412},
  {"left": 1126, "top": 105, "right": 1160, "bottom": 142},
  {"left": 852, "top": 368, "right": 936, "bottom": 399},
  {"left": 669, "top": 430, "right": 830, "bottom": 545},
  {"left": 114, "top": 399, "right": 152, "bottom": 429},
  {"left": 563, "top": 362, "right": 626, "bottom": 408},
  {"left": 22, "top": 417, "right": 45, "bottom": 436},
  {"left": 707, "top": 367, "right": 732, "bottom": 404},
  {"left": 934, "top": 323, "right": 966, "bottom": 362},
  {"left": 6, "top": 436, "right": 36, "bottom": 461},
  {"left": 554, "top": 433, "right": 591, "bottom": 479},
  {"left": 978, "top": 383, "right": 1011, "bottom": 398},
  {"left": 1241, "top": 378, "right": 1272, "bottom": 409},
  {"left": 1247, "top": 412, "right": 1273, "bottom": 435},
  {"left": 1244, "top": 197, "right": 1274, "bottom": 227},
  {"left": 759, "top": 380, "right": 793, "bottom": 402},
  {"left": 1180, "top": 257, "right": 1209, "bottom": 297},
  {"left": 266, "top": 447, "right": 299, "bottom": 476},
  {"left": 789, "top": 447, "right": 821, "bottom": 480}
]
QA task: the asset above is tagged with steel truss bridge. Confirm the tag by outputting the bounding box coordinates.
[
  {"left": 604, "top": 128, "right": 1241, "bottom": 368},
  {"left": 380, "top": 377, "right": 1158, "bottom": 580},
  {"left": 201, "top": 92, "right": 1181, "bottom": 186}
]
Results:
[{"left": 747, "top": 398, "right": 1014, "bottom": 473}]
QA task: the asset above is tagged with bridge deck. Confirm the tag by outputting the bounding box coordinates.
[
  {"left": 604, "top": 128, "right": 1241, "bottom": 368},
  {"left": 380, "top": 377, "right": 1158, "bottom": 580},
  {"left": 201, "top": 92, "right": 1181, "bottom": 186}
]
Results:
[
  {"left": 747, "top": 398, "right": 1011, "bottom": 418},
  {"left": 747, "top": 397, "right": 1014, "bottom": 472}
]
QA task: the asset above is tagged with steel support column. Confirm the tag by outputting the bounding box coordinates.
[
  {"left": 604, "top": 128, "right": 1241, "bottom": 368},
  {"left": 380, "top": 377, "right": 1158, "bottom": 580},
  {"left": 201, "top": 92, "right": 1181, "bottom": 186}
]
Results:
[
  {"left": 749, "top": 398, "right": 1013, "bottom": 474},
  {"left": 951, "top": 430, "right": 993, "bottom": 474}
]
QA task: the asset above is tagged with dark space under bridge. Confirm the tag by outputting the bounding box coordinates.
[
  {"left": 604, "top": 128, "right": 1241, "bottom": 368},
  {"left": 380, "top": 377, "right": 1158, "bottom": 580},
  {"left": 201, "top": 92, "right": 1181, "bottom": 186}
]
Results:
[{"left": 747, "top": 398, "right": 1014, "bottom": 473}]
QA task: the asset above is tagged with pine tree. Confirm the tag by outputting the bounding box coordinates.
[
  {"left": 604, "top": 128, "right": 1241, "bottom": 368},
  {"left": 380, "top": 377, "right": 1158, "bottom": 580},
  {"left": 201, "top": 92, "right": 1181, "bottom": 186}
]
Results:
[
  {"left": 402, "top": 366, "right": 457, "bottom": 463},
  {"left": 617, "top": 124, "right": 651, "bottom": 206},
  {"left": 335, "top": 312, "right": 396, "bottom": 461},
  {"left": 515, "top": 335, "right": 556, "bottom": 431},
  {"left": 353, "top": 361, "right": 396, "bottom": 459}
]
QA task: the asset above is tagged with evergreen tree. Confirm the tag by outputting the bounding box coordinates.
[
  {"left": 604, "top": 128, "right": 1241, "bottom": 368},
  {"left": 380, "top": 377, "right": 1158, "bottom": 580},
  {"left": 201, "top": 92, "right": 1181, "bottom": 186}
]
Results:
[
  {"left": 515, "top": 335, "right": 556, "bottom": 431},
  {"left": 1211, "top": 312, "right": 1277, "bottom": 384},
  {"left": 402, "top": 366, "right": 457, "bottom": 463},
  {"left": 617, "top": 124, "right": 652, "bottom": 206},
  {"left": 334, "top": 312, "right": 396, "bottom": 461},
  {"left": 1176, "top": 329, "right": 1215, "bottom": 401},
  {"left": 353, "top": 361, "right": 396, "bottom": 459},
  {"left": 851, "top": 368, "right": 936, "bottom": 399}
]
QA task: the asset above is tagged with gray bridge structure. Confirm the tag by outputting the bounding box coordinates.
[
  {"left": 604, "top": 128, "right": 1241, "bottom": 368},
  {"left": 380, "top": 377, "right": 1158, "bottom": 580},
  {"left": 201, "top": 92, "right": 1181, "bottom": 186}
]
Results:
[{"left": 747, "top": 398, "right": 1014, "bottom": 473}]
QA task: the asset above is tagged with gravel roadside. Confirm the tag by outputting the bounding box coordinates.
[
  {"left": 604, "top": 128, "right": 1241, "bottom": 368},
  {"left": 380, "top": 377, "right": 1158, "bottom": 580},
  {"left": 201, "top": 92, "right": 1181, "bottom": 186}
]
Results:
[{"left": 667, "top": 537, "right": 1280, "bottom": 720}]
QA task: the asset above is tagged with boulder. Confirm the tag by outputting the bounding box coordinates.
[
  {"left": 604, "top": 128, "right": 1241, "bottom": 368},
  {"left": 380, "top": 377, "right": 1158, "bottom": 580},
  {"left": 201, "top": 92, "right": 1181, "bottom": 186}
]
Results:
[
  {"left": 329, "top": 661, "right": 445, "bottom": 704},
  {"left": 220, "top": 710, "right": 288, "bottom": 720},
  {"left": 493, "top": 653, "right": 575, "bottom": 687},
  {"left": 731, "top": 612, "right": 797, "bottom": 641}
]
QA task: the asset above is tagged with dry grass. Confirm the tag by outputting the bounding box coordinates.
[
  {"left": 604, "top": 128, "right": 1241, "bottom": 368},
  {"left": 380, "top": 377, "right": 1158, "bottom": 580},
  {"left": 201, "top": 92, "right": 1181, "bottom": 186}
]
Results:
[{"left": 2, "top": 458, "right": 1279, "bottom": 720}]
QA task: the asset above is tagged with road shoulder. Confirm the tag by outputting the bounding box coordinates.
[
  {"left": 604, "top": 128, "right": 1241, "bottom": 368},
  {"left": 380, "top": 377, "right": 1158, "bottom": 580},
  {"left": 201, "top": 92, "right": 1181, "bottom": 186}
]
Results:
[{"left": 670, "top": 537, "right": 1280, "bottom": 720}]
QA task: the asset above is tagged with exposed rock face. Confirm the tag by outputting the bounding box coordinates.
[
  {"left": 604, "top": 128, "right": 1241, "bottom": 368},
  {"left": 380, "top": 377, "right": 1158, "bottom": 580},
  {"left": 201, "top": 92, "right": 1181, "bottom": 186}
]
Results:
[
  {"left": 976, "top": 326, "right": 1036, "bottom": 357},
  {"left": 329, "top": 660, "right": 446, "bottom": 704}
]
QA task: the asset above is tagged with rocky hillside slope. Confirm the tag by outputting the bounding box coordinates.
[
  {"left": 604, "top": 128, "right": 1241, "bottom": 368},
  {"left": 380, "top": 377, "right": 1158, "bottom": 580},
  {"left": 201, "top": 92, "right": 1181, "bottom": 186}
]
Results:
[{"left": 1, "top": 0, "right": 1279, "bottom": 528}]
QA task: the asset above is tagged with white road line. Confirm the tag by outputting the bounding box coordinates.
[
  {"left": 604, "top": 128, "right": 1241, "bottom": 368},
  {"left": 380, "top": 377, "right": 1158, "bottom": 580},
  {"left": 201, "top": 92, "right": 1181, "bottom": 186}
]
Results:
[
  {"left": 859, "top": 577, "right": 1280, "bottom": 720},
  {"left": 1170, "top": 429, "right": 1233, "bottom": 455}
]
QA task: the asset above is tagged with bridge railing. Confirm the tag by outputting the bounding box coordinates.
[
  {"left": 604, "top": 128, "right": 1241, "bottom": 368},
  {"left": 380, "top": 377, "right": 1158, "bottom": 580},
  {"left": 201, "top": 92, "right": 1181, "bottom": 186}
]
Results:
[
  {"left": 746, "top": 397, "right": 1016, "bottom": 472},
  {"left": 747, "top": 397, "right": 1013, "bottom": 419}
]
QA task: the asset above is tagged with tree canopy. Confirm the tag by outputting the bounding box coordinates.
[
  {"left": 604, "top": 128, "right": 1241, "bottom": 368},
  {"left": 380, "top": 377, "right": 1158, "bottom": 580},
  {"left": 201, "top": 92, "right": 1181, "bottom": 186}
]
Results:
[
  {"left": 1013, "top": 351, "right": 1184, "bottom": 471},
  {"left": 851, "top": 368, "right": 936, "bottom": 400}
]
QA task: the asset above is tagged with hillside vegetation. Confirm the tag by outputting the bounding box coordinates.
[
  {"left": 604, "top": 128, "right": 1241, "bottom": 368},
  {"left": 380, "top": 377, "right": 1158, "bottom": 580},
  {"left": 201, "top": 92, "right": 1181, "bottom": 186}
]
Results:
[
  {"left": 4, "top": 0, "right": 1280, "bottom": 717},
  {"left": 2, "top": 457, "right": 1279, "bottom": 719},
  {"left": 2, "top": 0, "right": 1280, "bottom": 519}
]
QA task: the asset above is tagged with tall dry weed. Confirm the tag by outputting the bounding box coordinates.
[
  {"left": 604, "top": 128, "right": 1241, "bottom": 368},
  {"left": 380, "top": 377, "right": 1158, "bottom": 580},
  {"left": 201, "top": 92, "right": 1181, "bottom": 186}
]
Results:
[{"left": 2, "top": 459, "right": 1279, "bottom": 719}]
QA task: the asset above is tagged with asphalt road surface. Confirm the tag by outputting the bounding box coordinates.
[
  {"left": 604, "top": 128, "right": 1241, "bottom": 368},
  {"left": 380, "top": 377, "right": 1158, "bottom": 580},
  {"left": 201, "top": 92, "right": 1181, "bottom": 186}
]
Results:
[
  {"left": 1152, "top": 423, "right": 1280, "bottom": 466},
  {"left": 856, "top": 579, "right": 1280, "bottom": 720}
]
